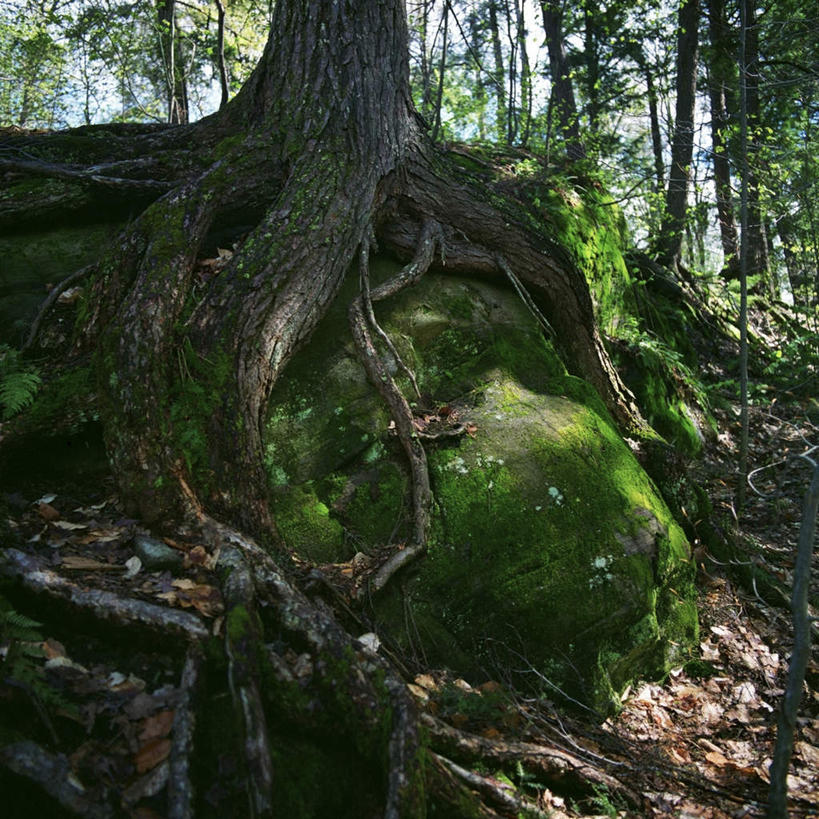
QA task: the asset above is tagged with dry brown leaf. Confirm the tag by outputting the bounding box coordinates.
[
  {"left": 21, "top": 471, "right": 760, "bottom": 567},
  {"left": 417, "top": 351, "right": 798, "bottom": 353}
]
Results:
[
  {"left": 134, "top": 738, "right": 171, "bottom": 774},
  {"left": 705, "top": 750, "right": 730, "bottom": 768},
  {"left": 139, "top": 710, "right": 175, "bottom": 742},
  {"left": 414, "top": 673, "right": 438, "bottom": 691},
  {"left": 61, "top": 555, "right": 117, "bottom": 571},
  {"left": 38, "top": 503, "right": 60, "bottom": 521},
  {"left": 52, "top": 520, "right": 88, "bottom": 531}
]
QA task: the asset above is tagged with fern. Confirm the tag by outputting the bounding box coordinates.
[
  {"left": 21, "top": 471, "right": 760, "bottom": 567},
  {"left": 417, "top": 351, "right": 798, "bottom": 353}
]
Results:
[
  {"left": 0, "top": 594, "right": 75, "bottom": 717},
  {"left": 0, "top": 344, "right": 41, "bottom": 420}
]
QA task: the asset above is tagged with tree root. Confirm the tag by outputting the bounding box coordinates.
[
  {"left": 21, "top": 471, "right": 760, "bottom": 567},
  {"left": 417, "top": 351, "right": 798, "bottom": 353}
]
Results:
[
  {"left": 22, "top": 264, "right": 96, "bottom": 352},
  {"left": 433, "top": 752, "right": 552, "bottom": 818},
  {"left": 0, "top": 740, "right": 113, "bottom": 818},
  {"left": 349, "top": 219, "right": 443, "bottom": 595},
  {"left": 421, "top": 712, "right": 643, "bottom": 809},
  {"left": 220, "top": 548, "right": 274, "bottom": 816},
  {"left": 167, "top": 646, "right": 201, "bottom": 819},
  {"left": 0, "top": 548, "right": 209, "bottom": 642}
]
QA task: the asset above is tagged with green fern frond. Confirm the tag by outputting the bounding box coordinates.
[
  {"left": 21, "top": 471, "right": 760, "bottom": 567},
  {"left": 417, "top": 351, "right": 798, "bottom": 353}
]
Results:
[
  {"left": 0, "top": 369, "right": 41, "bottom": 419},
  {"left": 2, "top": 609, "right": 43, "bottom": 630}
]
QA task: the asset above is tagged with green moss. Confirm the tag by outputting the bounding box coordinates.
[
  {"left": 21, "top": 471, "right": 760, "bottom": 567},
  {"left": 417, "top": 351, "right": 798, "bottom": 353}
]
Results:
[
  {"left": 334, "top": 462, "right": 408, "bottom": 547},
  {"left": 273, "top": 483, "right": 346, "bottom": 563}
]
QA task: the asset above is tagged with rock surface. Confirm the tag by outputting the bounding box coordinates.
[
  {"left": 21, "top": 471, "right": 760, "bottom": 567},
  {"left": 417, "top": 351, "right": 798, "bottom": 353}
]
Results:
[{"left": 264, "top": 264, "right": 698, "bottom": 711}]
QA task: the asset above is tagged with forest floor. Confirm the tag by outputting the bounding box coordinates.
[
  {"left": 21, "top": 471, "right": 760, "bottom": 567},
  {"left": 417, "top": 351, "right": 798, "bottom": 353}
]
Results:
[{"left": 1, "top": 390, "right": 817, "bottom": 817}]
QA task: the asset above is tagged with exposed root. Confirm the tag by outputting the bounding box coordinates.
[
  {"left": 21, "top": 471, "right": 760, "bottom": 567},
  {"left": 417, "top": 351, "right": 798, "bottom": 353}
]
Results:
[
  {"left": 0, "top": 548, "right": 209, "bottom": 642},
  {"left": 349, "top": 219, "right": 444, "bottom": 595},
  {"left": 494, "top": 253, "right": 555, "bottom": 338},
  {"left": 220, "top": 548, "right": 274, "bottom": 816},
  {"left": 22, "top": 264, "right": 96, "bottom": 352},
  {"left": 425, "top": 753, "right": 504, "bottom": 818},
  {"left": 167, "top": 646, "right": 201, "bottom": 819},
  {"left": 421, "top": 712, "right": 642, "bottom": 809},
  {"left": 197, "top": 514, "right": 426, "bottom": 817},
  {"left": 0, "top": 740, "right": 113, "bottom": 818},
  {"left": 433, "top": 752, "right": 552, "bottom": 818}
]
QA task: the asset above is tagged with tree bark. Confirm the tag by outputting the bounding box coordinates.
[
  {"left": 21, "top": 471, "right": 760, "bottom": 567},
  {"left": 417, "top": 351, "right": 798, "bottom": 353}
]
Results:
[
  {"left": 655, "top": 0, "right": 700, "bottom": 270},
  {"left": 540, "top": 0, "right": 586, "bottom": 161},
  {"left": 1, "top": 1, "right": 655, "bottom": 813},
  {"left": 707, "top": 0, "right": 741, "bottom": 280}
]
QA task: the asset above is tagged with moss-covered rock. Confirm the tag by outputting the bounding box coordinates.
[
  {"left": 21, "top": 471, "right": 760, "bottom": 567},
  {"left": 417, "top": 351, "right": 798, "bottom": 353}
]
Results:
[
  {"left": 0, "top": 223, "right": 116, "bottom": 345},
  {"left": 264, "top": 267, "right": 698, "bottom": 712}
]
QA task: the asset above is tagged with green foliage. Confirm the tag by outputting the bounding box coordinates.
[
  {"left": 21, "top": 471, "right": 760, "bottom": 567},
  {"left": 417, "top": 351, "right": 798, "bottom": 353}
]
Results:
[
  {"left": 0, "top": 592, "right": 72, "bottom": 716},
  {"left": 0, "top": 344, "right": 41, "bottom": 420}
]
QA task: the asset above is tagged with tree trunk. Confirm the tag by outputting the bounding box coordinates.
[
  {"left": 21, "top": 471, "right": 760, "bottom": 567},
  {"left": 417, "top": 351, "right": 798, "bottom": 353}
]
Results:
[
  {"left": 539, "top": 0, "right": 586, "bottom": 161},
  {"left": 655, "top": 0, "right": 699, "bottom": 270},
  {"left": 488, "top": 1, "right": 508, "bottom": 144},
  {"left": 1, "top": 2, "right": 650, "bottom": 812},
  {"left": 157, "top": 0, "right": 189, "bottom": 124},
  {"left": 707, "top": 0, "right": 741, "bottom": 280}
]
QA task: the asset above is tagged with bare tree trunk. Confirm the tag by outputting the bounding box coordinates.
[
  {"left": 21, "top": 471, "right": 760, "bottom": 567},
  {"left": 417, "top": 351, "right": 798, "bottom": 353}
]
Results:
[
  {"left": 431, "top": 0, "right": 450, "bottom": 142},
  {"left": 707, "top": 0, "right": 741, "bottom": 280},
  {"left": 157, "top": 0, "right": 189, "bottom": 124},
  {"left": 214, "top": 0, "right": 230, "bottom": 108},
  {"left": 488, "top": 1, "right": 508, "bottom": 144},
  {"left": 656, "top": 0, "right": 699, "bottom": 270},
  {"left": 539, "top": 0, "right": 586, "bottom": 161}
]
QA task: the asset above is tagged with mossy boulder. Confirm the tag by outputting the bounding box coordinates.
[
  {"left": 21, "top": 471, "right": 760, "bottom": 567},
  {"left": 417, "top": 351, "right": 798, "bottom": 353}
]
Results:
[
  {"left": 0, "top": 223, "right": 115, "bottom": 345},
  {"left": 264, "top": 264, "right": 698, "bottom": 712}
]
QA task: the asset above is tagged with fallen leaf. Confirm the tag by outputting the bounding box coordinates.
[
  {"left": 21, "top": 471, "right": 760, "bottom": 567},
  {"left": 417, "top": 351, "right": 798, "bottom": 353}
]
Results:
[
  {"left": 38, "top": 503, "right": 60, "bottom": 521},
  {"left": 705, "top": 750, "right": 730, "bottom": 767},
  {"left": 134, "top": 738, "right": 171, "bottom": 774},
  {"left": 139, "top": 710, "right": 175, "bottom": 742},
  {"left": 62, "top": 555, "right": 117, "bottom": 571},
  {"left": 52, "top": 520, "right": 88, "bottom": 531}
]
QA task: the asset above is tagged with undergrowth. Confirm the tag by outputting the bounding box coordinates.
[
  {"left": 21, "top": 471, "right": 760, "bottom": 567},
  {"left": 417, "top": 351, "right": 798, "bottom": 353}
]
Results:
[{"left": 0, "top": 344, "right": 41, "bottom": 420}]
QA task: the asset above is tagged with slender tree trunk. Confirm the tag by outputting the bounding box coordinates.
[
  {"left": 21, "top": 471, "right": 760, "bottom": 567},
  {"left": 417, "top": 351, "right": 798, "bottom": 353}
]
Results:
[
  {"left": 583, "top": 0, "right": 601, "bottom": 135},
  {"left": 656, "top": 0, "right": 700, "bottom": 269},
  {"left": 515, "top": 0, "right": 533, "bottom": 146},
  {"left": 488, "top": 1, "right": 508, "bottom": 144},
  {"left": 540, "top": 0, "right": 586, "bottom": 161},
  {"left": 158, "top": 0, "right": 189, "bottom": 124},
  {"left": 215, "top": 0, "right": 230, "bottom": 108},
  {"left": 431, "top": 0, "right": 449, "bottom": 142},
  {"left": 737, "top": 0, "right": 750, "bottom": 515},
  {"left": 745, "top": 7, "right": 769, "bottom": 293},
  {"left": 707, "top": 0, "right": 741, "bottom": 280}
]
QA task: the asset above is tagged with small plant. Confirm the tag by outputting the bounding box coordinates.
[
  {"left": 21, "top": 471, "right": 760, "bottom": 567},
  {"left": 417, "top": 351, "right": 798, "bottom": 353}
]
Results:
[
  {"left": 0, "top": 344, "right": 41, "bottom": 420},
  {"left": 0, "top": 593, "right": 72, "bottom": 717}
]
